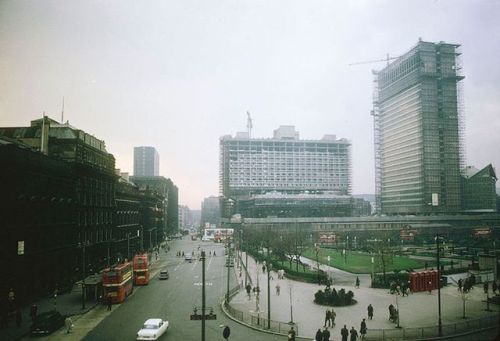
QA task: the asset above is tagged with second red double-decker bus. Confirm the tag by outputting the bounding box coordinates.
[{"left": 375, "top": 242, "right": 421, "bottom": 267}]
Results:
[
  {"left": 133, "top": 254, "right": 150, "bottom": 285},
  {"left": 102, "top": 261, "right": 133, "bottom": 304}
]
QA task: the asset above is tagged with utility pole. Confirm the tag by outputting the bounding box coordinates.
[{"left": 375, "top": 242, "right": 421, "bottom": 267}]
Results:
[
  {"left": 267, "top": 237, "right": 271, "bottom": 329},
  {"left": 202, "top": 251, "right": 206, "bottom": 341},
  {"left": 436, "top": 234, "right": 443, "bottom": 337},
  {"left": 226, "top": 243, "right": 231, "bottom": 302},
  {"left": 81, "top": 243, "right": 86, "bottom": 310}
]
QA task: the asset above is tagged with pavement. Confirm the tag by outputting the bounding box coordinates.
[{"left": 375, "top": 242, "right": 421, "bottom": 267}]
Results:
[
  {"left": 0, "top": 250, "right": 164, "bottom": 341},
  {"left": 2, "top": 245, "right": 497, "bottom": 341},
  {"left": 228, "top": 251, "right": 500, "bottom": 340}
]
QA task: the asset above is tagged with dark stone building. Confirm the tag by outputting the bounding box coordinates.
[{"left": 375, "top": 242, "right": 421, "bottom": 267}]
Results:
[
  {"left": 114, "top": 176, "right": 142, "bottom": 261},
  {"left": 462, "top": 165, "right": 497, "bottom": 213},
  {"left": 0, "top": 137, "right": 76, "bottom": 302},
  {"left": 130, "top": 176, "right": 179, "bottom": 237},
  {"left": 0, "top": 117, "right": 116, "bottom": 301}
]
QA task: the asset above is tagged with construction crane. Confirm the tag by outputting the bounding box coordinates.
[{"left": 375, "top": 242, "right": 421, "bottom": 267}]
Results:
[
  {"left": 349, "top": 53, "right": 399, "bottom": 67},
  {"left": 246, "top": 111, "right": 253, "bottom": 138}
]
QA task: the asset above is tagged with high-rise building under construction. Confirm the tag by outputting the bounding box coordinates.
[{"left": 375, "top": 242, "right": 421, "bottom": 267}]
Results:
[{"left": 372, "top": 40, "right": 465, "bottom": 214}]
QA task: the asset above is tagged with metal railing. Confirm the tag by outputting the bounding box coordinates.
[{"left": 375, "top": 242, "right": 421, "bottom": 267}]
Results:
[
  {"left": 365, "top": 314, "right": 498, "bottom": 340},
  {"left": 225, "top": 301, "right": 299, "bottom": 336}
]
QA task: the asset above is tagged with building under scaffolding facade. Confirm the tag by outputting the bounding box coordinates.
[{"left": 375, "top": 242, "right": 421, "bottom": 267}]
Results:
[{"left": 373, "top": 40, "right": 466, "bottom": 215}]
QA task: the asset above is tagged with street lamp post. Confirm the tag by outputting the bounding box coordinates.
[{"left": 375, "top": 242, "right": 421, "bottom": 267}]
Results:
[
  {"left": 78, "top": 242, "right": 87, "bottom": 310},
  {"left": 395, "top": 286, "right": 401, "bottom": 328},
  {"left": 435, "top": 234, "right": 443, "bottom": 337},
  {"left": 315, "top": 244, "right": 320, "bottom": 285}
]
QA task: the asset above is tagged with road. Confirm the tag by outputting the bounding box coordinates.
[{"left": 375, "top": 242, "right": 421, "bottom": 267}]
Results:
[{"left": 84, "top": 238, "right": 286, "bottom": 341}]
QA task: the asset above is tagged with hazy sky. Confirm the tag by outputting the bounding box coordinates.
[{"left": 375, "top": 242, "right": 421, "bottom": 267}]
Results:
[{"left": 1, "top": 0, "right": 499, "bottom": 209}]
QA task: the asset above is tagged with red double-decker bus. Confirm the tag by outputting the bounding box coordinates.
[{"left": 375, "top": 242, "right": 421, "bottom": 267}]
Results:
[
  {"left": 133, "top": 254, "right": 150, "bottom": 285},
  {"left": 102, "top": 262, "right": 133, "bottom": 304}
]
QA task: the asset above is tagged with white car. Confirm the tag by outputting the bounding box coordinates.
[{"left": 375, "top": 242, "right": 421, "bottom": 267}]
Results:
[{"left": 137, "top": 318, "right": 169, "bottom": 340}]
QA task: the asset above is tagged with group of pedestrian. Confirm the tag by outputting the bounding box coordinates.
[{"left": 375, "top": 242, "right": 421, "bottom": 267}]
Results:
[
  {"left": 323, "top": 308, "right": 336, "bottom": 327},
  {"left": 315, "top": 327, "right": 330, "bottom": 341},
  {"left": 389, "top": 280, "right": 410, "bottom": 296},
  {"left": 457, "top": 276, "right": 475, "bottom": 293}
]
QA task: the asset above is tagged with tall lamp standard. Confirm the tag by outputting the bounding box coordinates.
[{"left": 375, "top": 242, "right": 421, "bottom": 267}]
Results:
[
  {"left": 435, "top": 234, "right": 443, "bottom": 337},
  {"left": 77, "top": 241, "right": 88, "bottom": 310}
]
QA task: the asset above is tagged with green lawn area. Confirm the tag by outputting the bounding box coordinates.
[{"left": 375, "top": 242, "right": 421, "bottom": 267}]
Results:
[{"left": 303, "top": 248, "right": 433, "bottom": 274}]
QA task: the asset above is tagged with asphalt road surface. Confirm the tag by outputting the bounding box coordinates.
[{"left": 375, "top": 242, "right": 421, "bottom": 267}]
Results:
[{"left": 85, "top": 238, "right": 286, "bottom": 341}]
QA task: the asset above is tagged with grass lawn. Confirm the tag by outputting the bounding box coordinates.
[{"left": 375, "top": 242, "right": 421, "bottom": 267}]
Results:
[{"left": 303, "top": 248, "right": 434, "bottom": 274}]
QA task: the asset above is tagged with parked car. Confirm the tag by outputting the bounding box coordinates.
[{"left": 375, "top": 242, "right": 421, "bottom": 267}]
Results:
[
  {"left": 31, "top": 311, "right": 65, "bottom": 336},
  {"left": 137, "top": 318, "right": 169, "bottom": 340},
  {"left": 159, "top": 269, "right": 169, "bottom": 280}
]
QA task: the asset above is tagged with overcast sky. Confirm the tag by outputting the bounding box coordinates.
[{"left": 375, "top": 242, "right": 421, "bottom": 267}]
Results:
[{"left": 1, "top": 0, "right": 499, "bottom": 209}]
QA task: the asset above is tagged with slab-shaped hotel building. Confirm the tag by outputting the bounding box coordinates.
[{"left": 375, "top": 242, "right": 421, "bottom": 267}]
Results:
[{"left": 219, "top": 126, "right": 356, "bottom": 218}]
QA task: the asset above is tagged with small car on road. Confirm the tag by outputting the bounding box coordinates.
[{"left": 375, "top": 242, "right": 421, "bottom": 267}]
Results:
[
  {"left": 159, "top": 269, "right": 169, "bottom": 280},
  {"left": 184, "top": 254, "right": 193, "bottom": 263},
  {"left": 31, "top": 311, "right": 65, "bottom": 336},
  {"left": 137, "top": 318, "right": 169, "bottom": 340}
]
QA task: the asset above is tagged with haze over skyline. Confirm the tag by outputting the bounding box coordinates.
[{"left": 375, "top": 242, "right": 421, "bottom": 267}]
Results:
[{"left": 1, "top": 0, "right": 499, "bottom": 209}]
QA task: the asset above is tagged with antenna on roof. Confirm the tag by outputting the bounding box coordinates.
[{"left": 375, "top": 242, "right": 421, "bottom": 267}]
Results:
[
  {"left": 61, "top": 97, "right": 65, "bottom": 123},
  {"left": 246, "top": 111, "right": 253, "bottom": 138}
]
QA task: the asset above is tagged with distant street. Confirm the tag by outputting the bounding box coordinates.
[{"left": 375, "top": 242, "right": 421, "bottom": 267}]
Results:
[{"left": 84, "top": 238, "right": 286, "bottom": 341}]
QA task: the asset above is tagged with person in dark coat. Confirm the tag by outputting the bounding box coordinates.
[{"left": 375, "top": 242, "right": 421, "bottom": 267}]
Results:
[
  {"left": 324, "top": 309, "right": 331, "bottom": 327},
  {"left": 341, "top": 325, "right": 349, "bottom": 341},
  {"left": 388, "top": 304, "right": 395, "bottom": 322},
  {"left": 483, "top": 281, "right": 489, "bottom": 294},
  {"left": 106, "top": 294, "right": 112, "bottom": 311},
  {"left": 350, "top": 326, "right": 358, "bottom": 341},
  {"left": 30, "top": 304, "right": 37, "bottom": 322},
  {"left": 367, "top": 304, "right": 373, "bottom": 320},
  {"left": 355, "top": 276, "right": 360, "bottom": 288},
  {"left": 315, "top": 328, "right": 323, "bottom": 341},
  {"left": 322, "top": 327, "right": 330, "bottom": 341},
  {"left": 360, "top": 319, "right": 367, "bottom": 340},
  {"left": 287, "top": 326, "right": 296, "bottom": 341}
]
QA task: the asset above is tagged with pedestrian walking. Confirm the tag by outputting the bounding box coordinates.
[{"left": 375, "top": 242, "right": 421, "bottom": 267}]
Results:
[
  {"left": 492, "top": 280, "right": 498, "bottom": 294},
  {"left": 355, "top": 276, "right": 360, "bottom": 288},
  {"left": 330, "top": 309, "right": 336, "bottom": 326},
  {"left": 457, "top": 278, "right": 463, "bottom": 292},
  {"left": 275, "top": 283, "right": 281, "bottom": 296},
  {"left": 65, "top": 316, "right": 73, "bottom": 333},
  {"left": 350, "top": 326, "right": 358, "bottom": 341},
  {"left": 315, "top": 328, "right": 323, "bottom": 341},
  {"left": 483, "top": 281, "right": 489, "bottom": 294},
  {"left": 324, "top": 309, "right": 331, "bottom": 327},
  {"left": 322, "top": 327, "right": 331, "bottom": 341},
  {"left": 287, "top": 326, "right": 296, "bottom": 341},
  {"left": 360, "top": 319, "right": 367, "bottom": 340},
  {"left": 367, "top": 304, "right": 374, "bottom": 320},
  {"left": 341, "top": 325, "right": 349, "bottom": 341},
  {"left": 106, "top": 294, "right": 112, "bottom": 311},
  {"left": 428, "top": 281, "right": 432, "bottom": 294},
  {"left": 15, "top": 309, "right": 22, "bottom": 328},
  {"left": 388, "top": 304, "right": 394, "bottom": 322},
  {"left": 30, "top": 304, "right": 37, "bottom": 322},
  {"left": 246, "top": 284, "right": 252, "bottom": 299}
]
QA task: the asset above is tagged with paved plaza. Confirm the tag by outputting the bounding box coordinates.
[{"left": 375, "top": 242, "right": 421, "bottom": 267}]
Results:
[{"left": 229, "top": 252, "right": 499, "bottom": 340}]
